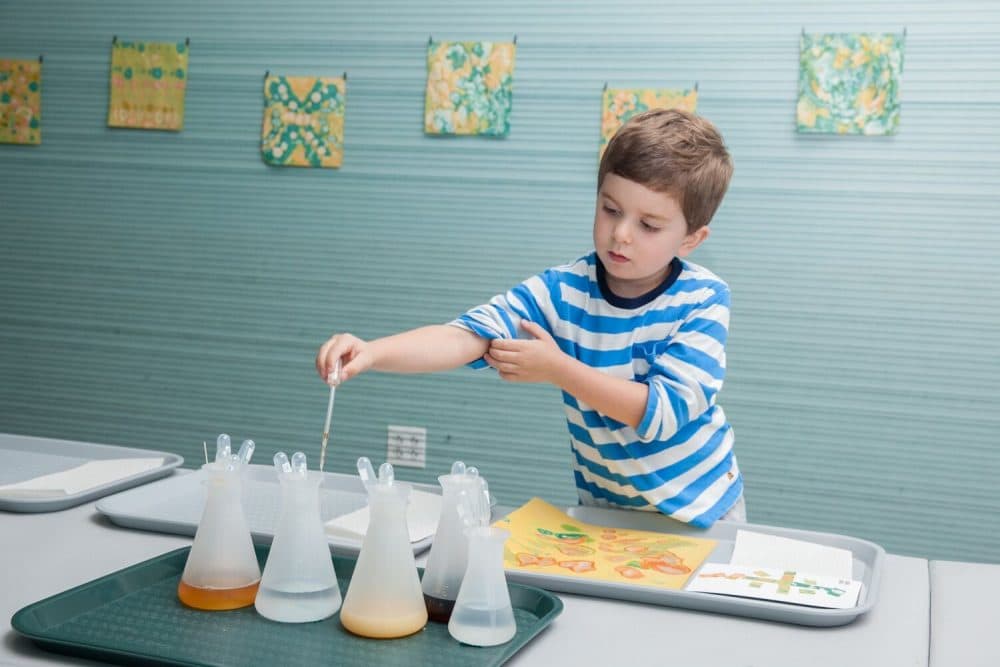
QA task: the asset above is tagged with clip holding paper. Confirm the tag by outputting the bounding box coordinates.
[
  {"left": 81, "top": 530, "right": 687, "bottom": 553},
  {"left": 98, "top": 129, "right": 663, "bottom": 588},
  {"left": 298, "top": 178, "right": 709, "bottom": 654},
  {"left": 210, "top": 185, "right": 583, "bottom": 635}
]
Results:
[
  {"left": 513, "top": 34, "right": 517, "bottom": 45},
  {"left": 602, "top": 81, "right": 608, "bottom": 92},
  {"left": 343, "top": 71, "right": 347, "bottom": 81},
  {"left": 264, "top": 70, "right": 270, "bottom": 80},
  {"left": 112, "top": 35, "right": 118, "bottom": 44},
  {"left": 185, "top": 37, "right": 190, "bottom": 46},
  {"left": 694, "top": 81, "right": 699, "bottom": 93},
  {"left": 428, "top": 35, "right": 433, "bottom": 46},
  {"left": 38, "top": 54, "right": 44, "bottom": 63}
]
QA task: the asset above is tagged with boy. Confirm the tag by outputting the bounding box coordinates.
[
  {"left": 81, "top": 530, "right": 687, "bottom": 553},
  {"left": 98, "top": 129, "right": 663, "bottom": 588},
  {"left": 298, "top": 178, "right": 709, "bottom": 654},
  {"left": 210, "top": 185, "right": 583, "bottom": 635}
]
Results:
[{"left": 316, "top": 108, "right": 743, "bottom": 527}]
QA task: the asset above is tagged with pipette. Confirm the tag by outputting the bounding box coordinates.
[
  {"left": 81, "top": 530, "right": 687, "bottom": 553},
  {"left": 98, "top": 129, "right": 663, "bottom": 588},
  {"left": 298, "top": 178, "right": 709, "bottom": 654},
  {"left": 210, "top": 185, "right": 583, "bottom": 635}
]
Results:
[{"left": 319, "top": 358, "right": 342, "bottom": 472}]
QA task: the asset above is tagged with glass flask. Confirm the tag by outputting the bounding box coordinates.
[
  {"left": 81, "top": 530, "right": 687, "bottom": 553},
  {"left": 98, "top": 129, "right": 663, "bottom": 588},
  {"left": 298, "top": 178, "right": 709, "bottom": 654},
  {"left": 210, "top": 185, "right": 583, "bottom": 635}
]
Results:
[
  {"left": 421, "top": 461, "right": 486, "bottom": 622},
  {"left": 177, "top": 434, "right": 261, "bottom": 611},
  {"left": 339, "top": 457, "right": 428, "bottom": 638},
  {"left": 255, "top": 451, "right": 341, "bottom": 623},
  {"left": 448, "top": 482, "right": 517, "bottom": 646}
]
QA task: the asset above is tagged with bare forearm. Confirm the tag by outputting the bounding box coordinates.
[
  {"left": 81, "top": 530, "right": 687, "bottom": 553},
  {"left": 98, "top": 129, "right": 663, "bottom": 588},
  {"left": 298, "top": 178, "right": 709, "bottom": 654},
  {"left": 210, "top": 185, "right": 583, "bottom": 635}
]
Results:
[
  {"left": 370, "top": 325, "right": 488, "bottom": 373},
  {"left": 551, "top": 356, "right": 648, "bottom": 429}
]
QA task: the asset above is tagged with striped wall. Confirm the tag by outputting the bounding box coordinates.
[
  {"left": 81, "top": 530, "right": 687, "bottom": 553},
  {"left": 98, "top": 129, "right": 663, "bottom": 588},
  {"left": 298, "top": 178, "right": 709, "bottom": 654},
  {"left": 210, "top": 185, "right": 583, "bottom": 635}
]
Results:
[{"left": 1, "top": 0, "right": 998, "bottom": 561}]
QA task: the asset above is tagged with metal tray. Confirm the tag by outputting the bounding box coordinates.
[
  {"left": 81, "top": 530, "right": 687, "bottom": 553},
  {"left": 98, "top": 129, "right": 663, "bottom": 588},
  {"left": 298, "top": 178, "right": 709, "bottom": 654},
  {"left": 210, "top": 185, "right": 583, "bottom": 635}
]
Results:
[
  {"left": 11, "top": 545, "right": 563, "bottom": 667},
  {"left": 96, "top": 464, "right": 439, "bottom": 556},
  {"left": 501, "top": 505, "right": 884, "bottom": 627},
  {"left": 0, "top": 433, "right": 184, "bottom": 513}
]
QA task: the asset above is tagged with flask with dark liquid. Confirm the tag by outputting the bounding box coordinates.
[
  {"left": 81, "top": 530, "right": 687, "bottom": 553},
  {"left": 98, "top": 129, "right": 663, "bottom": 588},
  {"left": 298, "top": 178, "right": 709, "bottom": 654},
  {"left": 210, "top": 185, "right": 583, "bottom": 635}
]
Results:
[{"left": 421, "top": 461, "right": 487, "bottom": 622}]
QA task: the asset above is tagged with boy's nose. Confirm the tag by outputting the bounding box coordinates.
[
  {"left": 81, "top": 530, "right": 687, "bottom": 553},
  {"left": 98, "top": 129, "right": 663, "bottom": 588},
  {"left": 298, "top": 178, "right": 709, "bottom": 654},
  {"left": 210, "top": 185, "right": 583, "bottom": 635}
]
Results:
[{"left": 613, "top": 220, "right": 631, "bottom": 244}]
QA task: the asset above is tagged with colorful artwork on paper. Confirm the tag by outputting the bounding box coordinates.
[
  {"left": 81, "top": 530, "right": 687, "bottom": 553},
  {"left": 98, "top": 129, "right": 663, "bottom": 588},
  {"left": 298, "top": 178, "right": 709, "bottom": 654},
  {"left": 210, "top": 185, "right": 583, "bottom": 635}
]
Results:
[
  {"left": 108, "top": 40, "right": 189, "bottom": 131},
  {"left": 424, "top": 40, "right": 516, "bottom": 136},
  {"left": 599, "top": 86, "right": 697, "bottom": 159},
  {"left": 0, "top": 59, "right": 41, "bottom": 145},
  {"left": 497, "top": 498, "right": 716, "bottom": 589},
  {"left": 261, "top": 75, "right": 346, "bottom": 168},
  {"left": 797, "top": 32, "right": 904, "bottom": 135},
  {"left": 686, "top": 563, "right": 863, "bottom": 609}
]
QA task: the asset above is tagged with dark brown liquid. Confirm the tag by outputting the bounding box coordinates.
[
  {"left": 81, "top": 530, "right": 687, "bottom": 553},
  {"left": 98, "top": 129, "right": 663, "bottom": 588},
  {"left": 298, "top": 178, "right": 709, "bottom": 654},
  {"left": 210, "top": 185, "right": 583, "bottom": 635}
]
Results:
[{"left": 424, "top": 593, "right": 456, "bottom": 623}]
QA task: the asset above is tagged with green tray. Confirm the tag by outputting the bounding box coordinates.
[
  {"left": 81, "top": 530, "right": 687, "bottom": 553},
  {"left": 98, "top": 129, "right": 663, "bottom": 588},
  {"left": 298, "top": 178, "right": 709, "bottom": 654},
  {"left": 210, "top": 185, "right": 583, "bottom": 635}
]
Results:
[{"left": 12, "top": 546, "right": 563, "bottom": 666}]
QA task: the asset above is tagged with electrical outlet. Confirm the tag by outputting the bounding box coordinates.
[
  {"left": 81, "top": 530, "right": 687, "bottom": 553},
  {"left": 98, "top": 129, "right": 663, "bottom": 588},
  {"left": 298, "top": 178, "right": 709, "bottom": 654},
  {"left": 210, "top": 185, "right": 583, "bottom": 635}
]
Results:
[{"left": 387, "top": 425, "right": 427, "bottom": 468}]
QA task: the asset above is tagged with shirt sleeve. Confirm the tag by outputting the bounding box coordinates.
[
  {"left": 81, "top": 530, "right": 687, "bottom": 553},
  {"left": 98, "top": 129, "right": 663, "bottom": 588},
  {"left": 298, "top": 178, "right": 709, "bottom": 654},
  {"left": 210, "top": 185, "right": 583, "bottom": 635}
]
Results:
[
  {"left": 635, "top": 287, "right": 730, "bottom": 442},
  {"left": 448, "top": 274, "right": 553, "bottom": 369}
]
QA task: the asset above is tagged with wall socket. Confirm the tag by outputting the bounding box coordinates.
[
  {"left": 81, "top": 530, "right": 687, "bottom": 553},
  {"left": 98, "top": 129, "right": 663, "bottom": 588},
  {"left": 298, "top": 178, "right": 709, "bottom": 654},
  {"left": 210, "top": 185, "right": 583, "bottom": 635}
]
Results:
[{"left": 386, "top": 425, "right": 427, "bottom": 468}]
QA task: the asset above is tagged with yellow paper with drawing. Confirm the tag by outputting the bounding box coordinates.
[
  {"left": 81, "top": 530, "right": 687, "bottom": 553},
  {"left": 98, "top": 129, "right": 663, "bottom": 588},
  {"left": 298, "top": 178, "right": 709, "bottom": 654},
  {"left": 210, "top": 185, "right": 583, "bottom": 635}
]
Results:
[{"left": 497, "top": 498, "right": 716, "bottom": 589}]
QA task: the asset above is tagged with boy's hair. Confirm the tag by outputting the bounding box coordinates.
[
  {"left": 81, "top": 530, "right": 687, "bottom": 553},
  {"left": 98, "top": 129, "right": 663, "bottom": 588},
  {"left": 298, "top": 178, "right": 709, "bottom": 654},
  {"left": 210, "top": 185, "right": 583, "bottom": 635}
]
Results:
[{"left": 598, "top": 109, "right": 733, "bottom": 231}]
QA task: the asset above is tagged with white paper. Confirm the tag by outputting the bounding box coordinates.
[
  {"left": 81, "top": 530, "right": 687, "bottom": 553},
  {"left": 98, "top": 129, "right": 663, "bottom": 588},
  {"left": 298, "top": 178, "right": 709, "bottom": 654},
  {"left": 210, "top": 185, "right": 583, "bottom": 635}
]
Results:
[
  {"left": 324, "top": 488, "right": 442, "bottom": 544},
  {"left": 0, "top": 458, "right": 166, "bottom": 497},
  {"left": 686, "top": 563, "right": 863, "bottom": 609},
  {"left": 729, "top": 529, "right": 854, "bottom": 579}
]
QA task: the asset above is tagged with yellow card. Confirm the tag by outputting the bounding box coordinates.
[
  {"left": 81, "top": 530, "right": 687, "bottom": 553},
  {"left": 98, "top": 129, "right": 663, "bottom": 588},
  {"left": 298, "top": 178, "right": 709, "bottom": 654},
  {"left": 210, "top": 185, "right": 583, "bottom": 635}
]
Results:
[{"left": 496, "top": 498, "right": 716, "bottom": 589}]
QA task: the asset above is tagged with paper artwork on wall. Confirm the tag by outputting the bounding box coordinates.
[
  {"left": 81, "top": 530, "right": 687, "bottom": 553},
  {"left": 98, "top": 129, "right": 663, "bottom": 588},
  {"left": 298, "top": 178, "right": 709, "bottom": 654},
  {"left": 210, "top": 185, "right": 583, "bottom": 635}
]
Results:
[
  {"left": 108, "top": 39, "right": 189, "bottom": 131},
  {"left": 261, "top": 75, "right": 346, "bottom": 168},
  {"left": 599, "top": 86, "right": 698, "bottom": 159},
  {"left": 424, "top": 40, "right": 516, "bottom": 136},
  {"left": 0, "top": 59, "right": 41, "bottom": 145},
  {"left": 797, "top": 32, "right": 904, "bottom": 135}
]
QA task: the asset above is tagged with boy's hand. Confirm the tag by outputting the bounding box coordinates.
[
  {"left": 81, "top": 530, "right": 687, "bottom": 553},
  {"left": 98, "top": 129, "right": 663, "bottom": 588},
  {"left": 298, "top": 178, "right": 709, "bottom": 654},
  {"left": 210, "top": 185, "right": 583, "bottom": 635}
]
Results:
[
  {"left": 316, "top": 333, "right": 373, "bottom": 384},
  {"left": 484, "top": 320, "right": 565, "bottom": 384}
]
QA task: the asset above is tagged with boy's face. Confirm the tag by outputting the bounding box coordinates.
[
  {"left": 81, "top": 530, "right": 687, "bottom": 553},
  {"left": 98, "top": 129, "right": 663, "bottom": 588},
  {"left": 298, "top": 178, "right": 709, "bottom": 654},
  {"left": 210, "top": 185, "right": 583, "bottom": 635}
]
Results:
[{"left": 593, "top": 173, "right": 709, "bottom": 298}]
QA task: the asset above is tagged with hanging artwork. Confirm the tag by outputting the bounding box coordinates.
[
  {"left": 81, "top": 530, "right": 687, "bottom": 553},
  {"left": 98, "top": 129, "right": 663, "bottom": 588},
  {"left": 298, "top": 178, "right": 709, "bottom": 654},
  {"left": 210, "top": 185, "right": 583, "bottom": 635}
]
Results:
[
  {"left": 261, "top": 74, "right": 346, "bottom": 168},
  {"left": 108, "top": 39, "right": 189, "bottom": 131},
  {"left": 424, "top": 39, "right": 516, "bottom": 136},
  {"left": 797, "top": 32, "right": 905, "bottom": 135},
  {"left": 0, "top": 59, "right": 41, "bottom": 145},
  {"left": 599, "top": 86, "right": 698, "bottom": 159}
]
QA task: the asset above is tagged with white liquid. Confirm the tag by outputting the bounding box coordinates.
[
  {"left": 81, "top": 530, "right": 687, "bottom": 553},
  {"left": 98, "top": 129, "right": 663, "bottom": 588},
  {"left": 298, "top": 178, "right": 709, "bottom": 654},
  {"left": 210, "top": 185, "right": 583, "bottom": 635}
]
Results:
[
  {"left": 448, "top": 604, "right": 517, "bottom": 646},
  {"left": 254, "top": 583, "right": 342, "bottom": 623}
]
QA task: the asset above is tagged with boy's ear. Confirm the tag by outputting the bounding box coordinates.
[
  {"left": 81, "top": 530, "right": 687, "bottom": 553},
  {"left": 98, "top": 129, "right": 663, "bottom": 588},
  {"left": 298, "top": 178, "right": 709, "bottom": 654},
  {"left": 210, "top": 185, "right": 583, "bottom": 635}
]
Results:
[{"left": 678, "top": 226, "right": 710, "bottom": 257}]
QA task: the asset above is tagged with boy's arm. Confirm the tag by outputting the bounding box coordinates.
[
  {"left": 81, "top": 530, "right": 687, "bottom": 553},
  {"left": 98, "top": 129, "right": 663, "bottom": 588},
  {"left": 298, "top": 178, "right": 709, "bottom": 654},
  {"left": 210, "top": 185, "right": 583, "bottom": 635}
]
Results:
[
  {"left": 485, "top": 320, "right": 648, "bottom": 429},
  {"left": 317, "top": 325, "right": 488, "bottom": 383}
]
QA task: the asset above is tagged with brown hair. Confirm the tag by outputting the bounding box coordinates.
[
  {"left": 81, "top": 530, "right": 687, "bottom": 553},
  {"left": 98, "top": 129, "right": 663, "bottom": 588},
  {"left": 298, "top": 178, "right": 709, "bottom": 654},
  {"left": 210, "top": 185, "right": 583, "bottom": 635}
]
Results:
[{"left": 598, "top": 109, "right": 733, "bottom": 231}]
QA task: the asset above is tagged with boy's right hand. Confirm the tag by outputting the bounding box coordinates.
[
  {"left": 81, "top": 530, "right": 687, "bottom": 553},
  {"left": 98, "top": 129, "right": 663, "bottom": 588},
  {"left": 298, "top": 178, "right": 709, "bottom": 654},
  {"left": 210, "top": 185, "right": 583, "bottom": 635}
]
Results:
[{"left": 316, "top": 333, "right": 373, "bottom": 385}]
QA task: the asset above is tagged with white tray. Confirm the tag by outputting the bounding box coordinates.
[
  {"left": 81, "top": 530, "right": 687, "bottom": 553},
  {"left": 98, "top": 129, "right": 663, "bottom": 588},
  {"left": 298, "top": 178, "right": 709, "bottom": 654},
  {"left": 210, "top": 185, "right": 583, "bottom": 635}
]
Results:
[
  {"left": 0, "top": 433, "right": 184, "bottom": 513},
  {"left": 502, "top": 505, "right": 885, "bottom": 627},
  {"left": 96, "top": 464, "right": 438, "bottom": 556}
]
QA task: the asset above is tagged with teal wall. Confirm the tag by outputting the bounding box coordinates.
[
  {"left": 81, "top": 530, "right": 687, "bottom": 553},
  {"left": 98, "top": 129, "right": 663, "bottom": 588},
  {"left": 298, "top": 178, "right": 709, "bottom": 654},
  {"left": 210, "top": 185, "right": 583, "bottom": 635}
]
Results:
[{"left": 2, "top": 0, "right": 998, "bottom": 562}]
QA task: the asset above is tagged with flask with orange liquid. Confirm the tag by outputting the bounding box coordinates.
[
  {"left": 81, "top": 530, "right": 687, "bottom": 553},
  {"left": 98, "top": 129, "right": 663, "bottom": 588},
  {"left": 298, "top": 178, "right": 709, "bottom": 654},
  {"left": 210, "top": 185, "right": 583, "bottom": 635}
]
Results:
[{"left": 177, "top": 434, "right": 261, "bottom": 610}]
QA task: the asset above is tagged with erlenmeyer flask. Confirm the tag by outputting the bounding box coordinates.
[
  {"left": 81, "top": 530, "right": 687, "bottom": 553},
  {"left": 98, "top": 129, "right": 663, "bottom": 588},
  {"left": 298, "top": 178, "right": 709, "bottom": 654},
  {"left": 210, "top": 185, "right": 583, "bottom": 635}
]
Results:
[
  {"left": 340, "top": 458, "right": 428, "bottom": 638},
  {"left": 178, "top": 435, "right": 261, "bottom": 611},
  {"left": 421, "top": 461, "right": 485, "bottom": 622},
  {"left": 448, "top": 483, "right": 516, "bottom": 646},
  {"left": 255, "top": 451, "right": 341, "bottom": 623}
]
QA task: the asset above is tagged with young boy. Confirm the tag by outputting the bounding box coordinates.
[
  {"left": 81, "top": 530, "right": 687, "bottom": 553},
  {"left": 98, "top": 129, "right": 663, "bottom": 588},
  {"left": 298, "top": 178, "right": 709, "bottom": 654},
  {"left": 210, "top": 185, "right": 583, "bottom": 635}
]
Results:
[{"left": 316, "top": 109, "right": 743, "bottom": 527}]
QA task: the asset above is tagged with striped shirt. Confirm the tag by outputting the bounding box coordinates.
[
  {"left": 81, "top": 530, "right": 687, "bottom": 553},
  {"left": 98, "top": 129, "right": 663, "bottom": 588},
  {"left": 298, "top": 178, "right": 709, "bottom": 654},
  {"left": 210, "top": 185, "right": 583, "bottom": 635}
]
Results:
[{"left": 450, "top": 252, "right": 742, "bottom": 528}]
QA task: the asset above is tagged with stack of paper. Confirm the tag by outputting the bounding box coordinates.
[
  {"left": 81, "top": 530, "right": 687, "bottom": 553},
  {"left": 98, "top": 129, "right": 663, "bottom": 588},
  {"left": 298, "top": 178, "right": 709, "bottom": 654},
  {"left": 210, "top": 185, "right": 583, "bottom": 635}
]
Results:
[
  {"left": 686, "top": 529, "right": 863, "bottom": 609},
  {"left": 0, "top": 458, "right": 165, "bottom": 498},
  {"left": 324, "top": 488, "right": 442, "bottom": 543}
]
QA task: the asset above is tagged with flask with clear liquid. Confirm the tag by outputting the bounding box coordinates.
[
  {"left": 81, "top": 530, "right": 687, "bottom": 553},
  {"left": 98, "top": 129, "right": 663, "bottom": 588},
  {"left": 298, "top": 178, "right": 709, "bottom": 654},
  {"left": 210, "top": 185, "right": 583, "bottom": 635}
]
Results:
[
  {"left": 177, "top": 434, "right": 261, "bottom": 610},
  {"left": 421, "top": 461, "right": 486, "bottom": 622},
  {"left": 254, "top": 451, "right": 341, "bottom": 623},
  {"left": 339, "top": 457, "right": 428, "bottom": 638},
  {"left": 448, "top": 482, "right": 517, "bottom": 646}
]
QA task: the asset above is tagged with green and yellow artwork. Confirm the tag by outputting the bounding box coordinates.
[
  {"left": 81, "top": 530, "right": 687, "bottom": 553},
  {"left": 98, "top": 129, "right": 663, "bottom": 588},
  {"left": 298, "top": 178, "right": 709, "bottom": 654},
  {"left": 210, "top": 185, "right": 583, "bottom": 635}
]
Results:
[
  {"left": 0, "top": 59, "right": 41, "bottom": 145},
  {"left": 797, "top": 32, "right": 904, "bottom": 135},
  {"left": 599, "top": 86, "right": 698, "bottom": 159},
  {"left": 108, "top": 39, "right": 189, "bottom": 131},
  {"left": 424, "top": 40, "right": 516, "bottom": 136},
  {"left": 261, "top": 75, "right": 346, "bottom": 168}
]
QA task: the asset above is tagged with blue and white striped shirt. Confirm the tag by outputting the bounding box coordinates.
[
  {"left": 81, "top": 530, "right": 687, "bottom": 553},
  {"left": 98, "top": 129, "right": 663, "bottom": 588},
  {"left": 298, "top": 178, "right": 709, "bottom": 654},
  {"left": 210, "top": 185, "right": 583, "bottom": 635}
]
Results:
[{"left": 450, "top": 252, "right": 742, "bottom": 527}]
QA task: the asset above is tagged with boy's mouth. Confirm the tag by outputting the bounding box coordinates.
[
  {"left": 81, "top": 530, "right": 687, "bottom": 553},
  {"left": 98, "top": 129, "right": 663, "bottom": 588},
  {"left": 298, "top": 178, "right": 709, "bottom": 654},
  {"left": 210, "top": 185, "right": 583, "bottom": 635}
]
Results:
[{"left": 607, "top": 250, "right": 629, "bottom": 263}]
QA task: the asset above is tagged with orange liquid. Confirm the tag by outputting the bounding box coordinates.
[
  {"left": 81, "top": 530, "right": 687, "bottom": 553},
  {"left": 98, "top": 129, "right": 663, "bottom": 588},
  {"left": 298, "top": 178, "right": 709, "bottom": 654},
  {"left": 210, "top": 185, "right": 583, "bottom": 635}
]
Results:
[
  {"left": 340, "top": 607, "right": 428, "bottom": 638},
  {"left": 177, "top": 580, "right": 260, "bottom": 611}
]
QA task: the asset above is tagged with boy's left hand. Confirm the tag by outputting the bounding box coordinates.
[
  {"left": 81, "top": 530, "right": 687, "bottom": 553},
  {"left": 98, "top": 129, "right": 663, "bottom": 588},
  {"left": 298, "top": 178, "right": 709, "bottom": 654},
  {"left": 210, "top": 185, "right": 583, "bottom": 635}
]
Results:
[{"left": 484, "top": 320, "right": 565, "bottom": 384}]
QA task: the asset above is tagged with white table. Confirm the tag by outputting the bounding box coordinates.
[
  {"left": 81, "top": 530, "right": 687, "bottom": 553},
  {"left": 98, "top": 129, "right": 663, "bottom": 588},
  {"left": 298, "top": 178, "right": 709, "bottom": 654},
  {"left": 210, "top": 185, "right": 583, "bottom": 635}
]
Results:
[
  {"left": 929, "top": 560, "right": 1000, "bottom": 667},
  {"left": 1, "top": 487, "right": 933, "bottom": 667}
]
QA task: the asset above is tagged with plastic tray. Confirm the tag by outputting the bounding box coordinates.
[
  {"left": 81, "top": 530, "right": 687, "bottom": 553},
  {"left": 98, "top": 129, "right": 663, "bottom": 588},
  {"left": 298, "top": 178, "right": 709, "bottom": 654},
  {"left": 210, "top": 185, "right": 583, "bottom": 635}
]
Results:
[
  {"left": 501, "top": 505, "right": 884, "bottom": 627},
  {"left": 11, "top": 545, "right": 563, "bottom": 667},
  {"left": 97, "top": 464, "right": 439, "bottom": 556},
  {"left": 0, "top": 433, "right": 184, "bottom": 513}
]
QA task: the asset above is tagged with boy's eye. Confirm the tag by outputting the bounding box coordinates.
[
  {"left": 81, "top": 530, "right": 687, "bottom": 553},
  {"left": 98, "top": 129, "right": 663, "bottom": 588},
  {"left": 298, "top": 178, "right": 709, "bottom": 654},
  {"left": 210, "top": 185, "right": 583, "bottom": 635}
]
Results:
[
  {"left": 641, "top": 220, "right": 660, "bottom": 231},
  {"left": 603, "top": 205, "right": 621, "bottom": 216}
]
